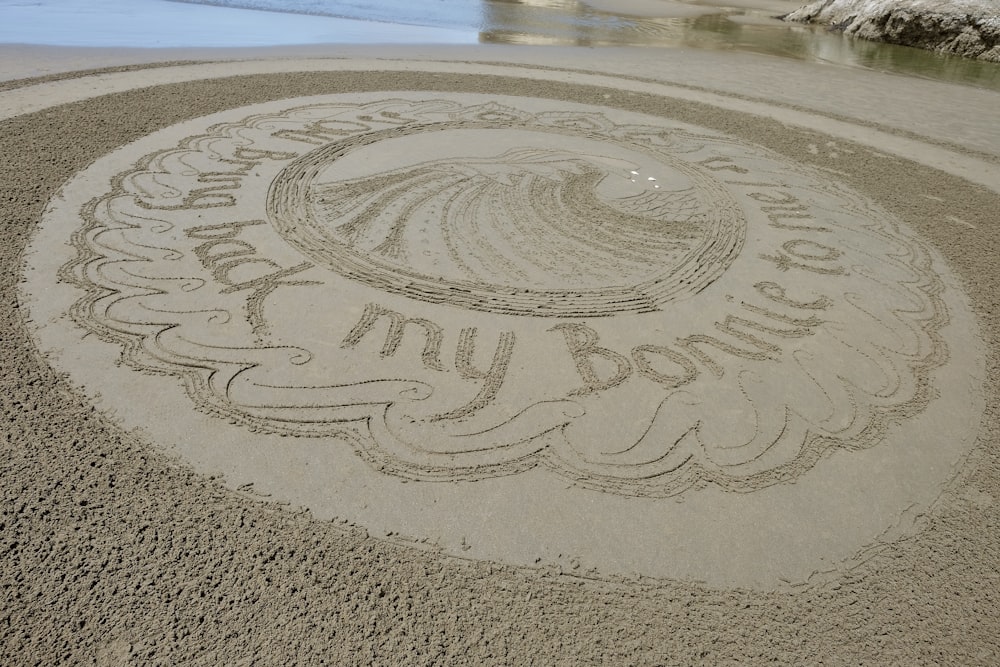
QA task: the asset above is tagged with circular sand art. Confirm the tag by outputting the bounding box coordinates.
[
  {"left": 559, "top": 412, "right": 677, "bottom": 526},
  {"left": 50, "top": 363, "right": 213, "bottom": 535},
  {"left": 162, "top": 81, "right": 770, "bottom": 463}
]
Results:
[{"left": 26, "top": 87, "right": 983, "bottom": 587}]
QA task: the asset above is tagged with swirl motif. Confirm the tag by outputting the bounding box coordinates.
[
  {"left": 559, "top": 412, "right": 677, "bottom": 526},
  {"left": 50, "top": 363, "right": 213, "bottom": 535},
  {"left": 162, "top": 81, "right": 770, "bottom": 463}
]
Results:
[{"left": 269, "top": 120, "right": 745, "bottom": 318}]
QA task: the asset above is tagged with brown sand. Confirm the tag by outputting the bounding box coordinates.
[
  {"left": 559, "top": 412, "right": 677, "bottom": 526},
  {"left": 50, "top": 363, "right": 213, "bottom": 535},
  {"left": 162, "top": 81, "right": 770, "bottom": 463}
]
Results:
[{"left": 3, "top": 46, "right": 1000, "bottom": 663}]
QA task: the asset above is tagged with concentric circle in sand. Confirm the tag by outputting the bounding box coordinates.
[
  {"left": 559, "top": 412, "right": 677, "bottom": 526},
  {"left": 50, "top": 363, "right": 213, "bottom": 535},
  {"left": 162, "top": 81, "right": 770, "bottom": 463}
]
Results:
[{"left": 19, "top": 69, "right": 988, "bottom": 589}]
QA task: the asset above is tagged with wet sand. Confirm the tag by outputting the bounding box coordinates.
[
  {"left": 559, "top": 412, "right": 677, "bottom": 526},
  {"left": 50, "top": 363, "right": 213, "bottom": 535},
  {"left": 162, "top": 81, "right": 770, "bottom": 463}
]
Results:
[{"left": 3, "top": 44, "right": 1000, "bottom": 663}]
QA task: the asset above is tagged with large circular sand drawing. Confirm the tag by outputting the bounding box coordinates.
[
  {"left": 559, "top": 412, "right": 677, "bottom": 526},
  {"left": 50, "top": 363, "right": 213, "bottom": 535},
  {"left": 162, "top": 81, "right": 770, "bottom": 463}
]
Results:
[{"left": 26, "top": 88, "right": 984, "bottom": 586}]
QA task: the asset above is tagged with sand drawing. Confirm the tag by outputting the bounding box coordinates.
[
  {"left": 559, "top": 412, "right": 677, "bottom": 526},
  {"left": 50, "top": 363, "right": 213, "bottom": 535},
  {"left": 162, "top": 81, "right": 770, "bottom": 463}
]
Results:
[
  {"left": 7, "top": 34, "right": 1000, "bottom": 661},
  {"left": 57, "top": 96, "right": 952, "bottom": 498}
]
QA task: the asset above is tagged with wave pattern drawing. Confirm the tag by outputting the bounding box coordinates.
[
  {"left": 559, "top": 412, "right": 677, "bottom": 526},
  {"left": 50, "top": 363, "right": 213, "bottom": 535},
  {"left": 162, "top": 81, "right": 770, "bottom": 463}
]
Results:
[
  {"left": 312, "top": 148, "right": 705, "bottom": 288},
  {"left": 268, "top": 114, "right": 746, "bottom": 318}
]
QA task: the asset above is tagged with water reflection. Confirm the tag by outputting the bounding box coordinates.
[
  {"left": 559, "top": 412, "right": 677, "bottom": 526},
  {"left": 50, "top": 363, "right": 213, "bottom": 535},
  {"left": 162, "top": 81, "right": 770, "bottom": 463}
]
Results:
[
  {"left": 477, "top": 0, "right": 1000, "bottom": 90},
  {"left": 165, "top": 0, "right": 1000, "bottom": 90},
  {"left": 481, "top": 0, "right": 698, "bottom": 47}
]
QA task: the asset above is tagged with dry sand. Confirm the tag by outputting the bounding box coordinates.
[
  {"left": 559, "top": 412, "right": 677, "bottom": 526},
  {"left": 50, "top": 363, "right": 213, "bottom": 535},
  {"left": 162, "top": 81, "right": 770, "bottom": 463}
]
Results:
[{"left": 3, "top": 44, "right": 1000, "bottom": 664}]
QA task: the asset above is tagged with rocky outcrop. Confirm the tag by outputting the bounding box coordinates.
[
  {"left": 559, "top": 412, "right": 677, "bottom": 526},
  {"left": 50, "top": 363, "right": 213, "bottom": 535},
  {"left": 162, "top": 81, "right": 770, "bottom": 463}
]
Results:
[{"left": 783, "top": 0, "right": 1000, "bottom": 62}]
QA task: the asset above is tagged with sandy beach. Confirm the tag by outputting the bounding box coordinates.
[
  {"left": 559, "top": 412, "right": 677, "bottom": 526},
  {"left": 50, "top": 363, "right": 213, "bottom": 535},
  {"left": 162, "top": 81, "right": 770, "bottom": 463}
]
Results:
[{"left": 3, "top": 20, "right": 1000, "bottom": 666}]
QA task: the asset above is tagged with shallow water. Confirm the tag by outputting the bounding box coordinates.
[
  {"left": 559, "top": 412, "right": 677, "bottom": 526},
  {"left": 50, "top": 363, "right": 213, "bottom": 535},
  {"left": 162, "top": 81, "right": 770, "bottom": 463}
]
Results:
[{"left": 175, "top": 0, "right": 1000, "bottom": 90}]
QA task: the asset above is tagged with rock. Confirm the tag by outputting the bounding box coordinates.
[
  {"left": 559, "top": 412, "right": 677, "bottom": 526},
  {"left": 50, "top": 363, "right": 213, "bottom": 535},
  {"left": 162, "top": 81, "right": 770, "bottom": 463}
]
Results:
[{"left": 783, "top": 0, "right": 1000, "bottom": 62}]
